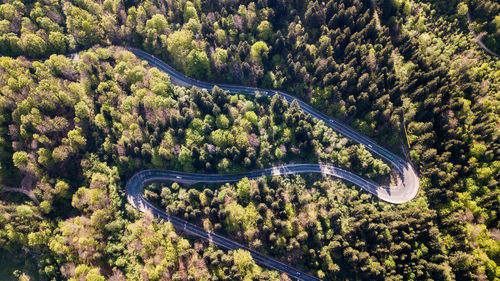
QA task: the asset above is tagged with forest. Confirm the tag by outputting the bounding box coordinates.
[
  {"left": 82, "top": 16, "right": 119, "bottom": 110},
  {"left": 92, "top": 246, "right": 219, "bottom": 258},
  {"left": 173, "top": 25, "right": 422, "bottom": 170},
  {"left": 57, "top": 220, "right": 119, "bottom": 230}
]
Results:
[
  {"left": 0, "top": 0, "right": 498, "bottom": 280},
  {"left": 144, "top": 176, "right": 449, "bottom": 280},
  {"left": 459, "top": 0, "right": 500, "bottom": 54},
  {"left": 0, "top": 47, "right": 389, "bottom": 280}
]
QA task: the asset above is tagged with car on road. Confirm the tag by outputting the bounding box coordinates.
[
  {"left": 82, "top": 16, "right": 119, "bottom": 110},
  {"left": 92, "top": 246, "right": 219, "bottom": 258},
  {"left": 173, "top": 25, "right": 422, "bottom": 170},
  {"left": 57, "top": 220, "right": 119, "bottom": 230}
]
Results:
[
  {"left": 176, "top": 176, "right": 182, "bottom": 179},
  {"left": 336, "top": 126, "right": 341, "bottom": 130},
  {"left": 368, "top": 144, "right": 373, "bottom": 148}
]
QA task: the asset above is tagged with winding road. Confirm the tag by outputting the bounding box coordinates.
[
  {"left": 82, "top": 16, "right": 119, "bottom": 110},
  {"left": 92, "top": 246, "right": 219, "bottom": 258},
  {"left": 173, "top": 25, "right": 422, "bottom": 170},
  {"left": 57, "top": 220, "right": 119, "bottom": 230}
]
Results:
[
  {"left": 1, "top": 47, "right": 419, "bottom": 280},
  {"left": 124, "top": 47, "right": 420, "bottom": 280}
]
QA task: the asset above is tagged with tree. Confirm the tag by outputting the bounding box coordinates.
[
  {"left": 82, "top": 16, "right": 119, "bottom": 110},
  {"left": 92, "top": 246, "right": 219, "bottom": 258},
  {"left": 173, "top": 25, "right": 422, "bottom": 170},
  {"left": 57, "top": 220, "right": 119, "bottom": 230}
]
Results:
[
  {"left": 0, "top": 33, "right": 21, "bottom": 55},
  {"left": 217, "top": 158, "right": 230, "bottom": 173},
  {"left": 20, "top": 34, "right": 47, "bottom": 57},
  {"left": 183, "top": 1, "right": 198, "bottom": 22},
  {"left": 215, "top": 114, "right": 230, "bottom": 129},
  {"left": 236, "top": 177, "right": 250, "bottom": 204},
  {"left": 304, "top": 1, "right": 325, "bottom": 29},
  {"left": 179, "top": 146, "right": 194, "bottom": 172},
  {"left": 212, "top": 47, "right": 228, "bottom": 73},
  {"left": 166, "top": 29, "right": 194, "bottom": 69},
  {"left": 185, "top": 49, "right": 210, "bottom": 79},
  {"left": 256, "top": 21, "right": 273, "bottom": 41},
  {"left": 270, "top": 95, "right": 286, "bottom": 124},
  {"left": 37, "top": 148, "right": 52, "bottom": 167},
  {"left": 233, "top": 249, "right": 262, "bottom": 278},
  {"left": 244, "top": 111, "right": 258, "bottom": 125},
  {"left": 145, "top": 14, "right": 168, "bottom": 33},
  {"left": 250, "top": 41, "right": 268, "bottom": 63},
  {"left": 274, "top": 147, "right": 285, "bottom": 159},
  {"left": 12, "top": 151, "right": 28, "bottom": 168},
  {"left": 66, "top": 128, "right": 87, "bottom": 151},
  {"left": 52, "top": 145, "right": 71, "bottom": 163},
  {"left": 48, "top": 32, "right": 67, "bottom": 53},
  {"left": 0, "top": 1, "right": 498, "bottom": 279},
  {"left": 65, "top": 4, "right": 104, "bottom": 46},
  {"left": 457, "top": 3, "right": 468, "bottom": 16}
]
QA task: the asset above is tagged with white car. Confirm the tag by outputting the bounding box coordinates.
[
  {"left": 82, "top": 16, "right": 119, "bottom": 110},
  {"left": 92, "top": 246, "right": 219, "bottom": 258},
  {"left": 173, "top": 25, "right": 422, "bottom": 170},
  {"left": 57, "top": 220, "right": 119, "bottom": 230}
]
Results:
[
  {"left": 368, "top": 144, "right": 373, "bottom": 148},
  {"left": 175, "top": 176, "right": 182, "bottom": 179}
]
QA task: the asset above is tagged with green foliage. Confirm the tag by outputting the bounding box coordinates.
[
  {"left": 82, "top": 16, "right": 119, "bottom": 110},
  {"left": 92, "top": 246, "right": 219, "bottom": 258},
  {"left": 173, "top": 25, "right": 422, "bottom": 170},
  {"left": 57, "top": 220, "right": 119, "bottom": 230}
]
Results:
[
  {"left": 244, "top": 111, "right": 258, "bottom": 125},
  {"left": 274, "top": 146, "right": 285, "bottom": 159},
  {"left": 215, "top": 114, "right": 230, "bottom": 129},
  {"left": 233, "top": 249, "right": 262, "bottom": 278},
  {"left": 256, "top": 21, "right": 273, "bottom": 41},
  {"left": 166, "top": 29, "right": 194, "bottom": 69},
  {"left": 0, "top": 0, "right": 498, "bottom": 280},
  {"left": 250, "top": 41, "right": 268, "bottom": 62},
  {"left": 64, "top": 4, "right": 104, "bottom": 46},
  {"left": 146, "top": 176, "right": 452, "bottom": 280},
  {"left": 183, "top": 1, "right": 198, "bottom": 22},
  {"left": 178, "top": 146, "right": 194, "bottom": 172},
  {"left": 236, "top": 177, "right": 250, "bottom": 204},
  {"left": 463, "top": 0, "right": 500, "bottom": 53},
  {"left": 457, "top": 2, "right": 468, "bottom": 16},
  {"left": 185, "top": 49, "right": 210, "bottom": 79},
  {"left": 146, "top": 14, "right": 168, "bottom": 33},
  {"left": 12, "top": 151, "right": 28, "bottom": 168},
  {"left": 48, "top": 32, "right": 67, "bottom": 53},
  {"left": 20, "top": 34, "right": 46, "bottom": 58},
  {"left": 394, "top": 2, "right": 500, "bottom": 278}
]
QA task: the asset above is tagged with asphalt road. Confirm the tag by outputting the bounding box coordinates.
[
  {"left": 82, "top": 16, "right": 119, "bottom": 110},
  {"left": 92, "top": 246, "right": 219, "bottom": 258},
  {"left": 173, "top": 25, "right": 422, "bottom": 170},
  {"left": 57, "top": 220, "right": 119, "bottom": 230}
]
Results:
[
  {"left": 1, "top": 48, "right": 419, "bottom": 281},
  {"left": 466, "top": 11, "right": 499, "bottom": 57},
  {"left": 124, "top": 47, "right": 420, "bottom": 280},
  {"left": 127, "top": 169, "right": 322, "bottom": 281}
]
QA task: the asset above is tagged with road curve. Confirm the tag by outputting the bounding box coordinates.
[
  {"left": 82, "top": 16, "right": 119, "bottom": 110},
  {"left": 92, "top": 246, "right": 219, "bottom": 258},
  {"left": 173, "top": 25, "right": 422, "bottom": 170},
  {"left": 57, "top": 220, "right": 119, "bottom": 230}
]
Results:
[
  {"left": 125, "top": 46, "right": 419, "bottom": 204},
  {"left": 0, "top": 186, "right": 39, "bottom": 204},
  {"left": 123, "top": 48, "right": 419, "bottom": 279},
  {"left": 466, "top": 11, "right": 499, "bottom": 57},
  {"left": 0, "top": 48, "right": 419, "bottom": 280}
]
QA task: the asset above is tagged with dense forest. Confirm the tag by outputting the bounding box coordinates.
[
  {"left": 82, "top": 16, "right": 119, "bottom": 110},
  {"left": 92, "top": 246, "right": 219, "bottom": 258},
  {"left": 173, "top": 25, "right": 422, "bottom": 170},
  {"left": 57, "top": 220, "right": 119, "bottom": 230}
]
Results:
[
  {"left": 0, "top": 0, "right": 499, "bottom": 280},
  {"left": 0, "top": 47, "right": 389, "bottom": 280},
  {"left": 144, "top": 176, "right": 450, "bottom": 280},
  {"left": 459, "top": 0, "right": 500, "bottom": 54}
]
